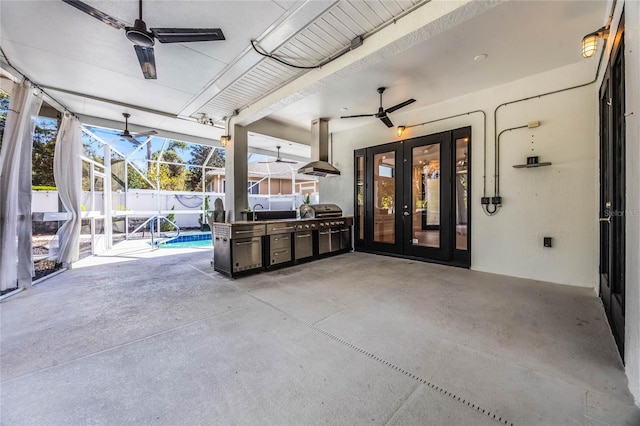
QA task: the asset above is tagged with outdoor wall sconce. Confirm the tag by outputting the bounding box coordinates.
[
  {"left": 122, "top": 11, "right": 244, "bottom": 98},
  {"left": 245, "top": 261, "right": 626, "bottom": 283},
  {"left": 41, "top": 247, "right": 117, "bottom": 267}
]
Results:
[
  {"left": 396, "top": 126, "right": 405, "bottom": 137},
  {"left": 220, "top": 135, "right": 230, "bottom": 147},
  {"left": 582, "top": 26, "right": 608, "bottom": 58}
]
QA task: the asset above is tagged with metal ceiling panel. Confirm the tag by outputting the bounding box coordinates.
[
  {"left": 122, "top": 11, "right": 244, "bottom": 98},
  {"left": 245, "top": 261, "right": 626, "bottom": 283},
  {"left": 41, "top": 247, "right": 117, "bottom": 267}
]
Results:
[{"left": 198, "top": 0, "right": 428, "bottom": 122}]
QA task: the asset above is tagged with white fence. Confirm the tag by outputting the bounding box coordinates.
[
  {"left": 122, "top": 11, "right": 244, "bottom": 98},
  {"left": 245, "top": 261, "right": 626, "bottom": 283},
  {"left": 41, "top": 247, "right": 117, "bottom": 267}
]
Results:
[{"left": 32, "top": 190, "right": 318, "bottom": 230}]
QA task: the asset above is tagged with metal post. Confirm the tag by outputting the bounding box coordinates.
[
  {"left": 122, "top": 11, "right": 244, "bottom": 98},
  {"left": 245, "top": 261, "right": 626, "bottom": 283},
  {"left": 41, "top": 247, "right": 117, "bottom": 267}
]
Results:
[
  {"left": 90, "top": 162, "right": 95, "bottom": 255},
  {"left": 103, "top": 142, "right": 113, "bottom": 250}
]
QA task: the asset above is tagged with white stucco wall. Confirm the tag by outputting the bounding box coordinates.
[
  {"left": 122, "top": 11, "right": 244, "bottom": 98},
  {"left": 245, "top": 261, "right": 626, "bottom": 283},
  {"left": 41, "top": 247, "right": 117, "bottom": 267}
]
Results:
[{"left": 323, "top": 60, "right": 598, "bottom": 288}]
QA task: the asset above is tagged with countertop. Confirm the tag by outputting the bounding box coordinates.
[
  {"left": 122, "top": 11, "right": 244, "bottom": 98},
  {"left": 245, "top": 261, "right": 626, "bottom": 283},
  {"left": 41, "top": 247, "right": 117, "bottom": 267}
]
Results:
[{"left": 211, "top": 216, "right": 353, "bottom": 227}]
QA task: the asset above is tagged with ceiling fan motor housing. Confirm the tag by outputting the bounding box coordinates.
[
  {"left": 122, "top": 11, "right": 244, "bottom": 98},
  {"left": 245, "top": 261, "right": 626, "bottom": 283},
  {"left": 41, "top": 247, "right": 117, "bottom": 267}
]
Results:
[{"left": 126, "top": 19, "right": 155, "bottom": 47}]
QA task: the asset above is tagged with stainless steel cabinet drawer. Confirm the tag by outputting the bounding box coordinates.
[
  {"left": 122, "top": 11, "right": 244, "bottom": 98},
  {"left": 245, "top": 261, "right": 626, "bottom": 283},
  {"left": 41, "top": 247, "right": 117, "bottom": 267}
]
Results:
[
  {"left": 231, "top": 224, "right": 265, "bottom": 238},
  {"left": 295, "top": 231, "right": 313, "bottom": 259},
  {"left": 270, "top": 233, "right": 291, "bottom": 250},
  {"left": 232, "top": 237, "right": 263, "bottom": 273},
  {"left": 270, "top": 248, "right": 291, "bottom": 265},
  {"left": 268, "top": 223, "right": 296, "bottom": 234}
]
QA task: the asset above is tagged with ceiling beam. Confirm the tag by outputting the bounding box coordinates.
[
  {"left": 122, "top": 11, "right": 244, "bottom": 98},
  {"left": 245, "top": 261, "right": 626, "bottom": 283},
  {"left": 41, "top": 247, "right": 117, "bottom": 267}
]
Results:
[{"left": 246, "top": 117, "right": 311, "bottom": 146}]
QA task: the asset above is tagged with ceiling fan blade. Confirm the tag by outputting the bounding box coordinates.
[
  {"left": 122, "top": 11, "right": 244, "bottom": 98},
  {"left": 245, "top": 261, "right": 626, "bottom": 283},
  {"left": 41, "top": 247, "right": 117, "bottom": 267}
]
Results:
[
  {"left": 61, "top": 0, "right": 126, "bottom": 30},
  {"left": 121, "top": 134, "right": 138, "bottom": 143},
  {"left": 151, "top": 28, "right": 226, "bottom": 43},
  {"left": 134, "top": 45, "right": 157, "bottom": 79},
  {"left": 340, "top": 114, "right": 375, "bottom": 119},
  {"left": 385, "top": 98, "right": 416, "bottom": 114},
  {"left": 379, "top": 115, "right": 394, "bottom": 128},
  {"left": 134, "top": 130, "right": 158, "bottom": 138}
]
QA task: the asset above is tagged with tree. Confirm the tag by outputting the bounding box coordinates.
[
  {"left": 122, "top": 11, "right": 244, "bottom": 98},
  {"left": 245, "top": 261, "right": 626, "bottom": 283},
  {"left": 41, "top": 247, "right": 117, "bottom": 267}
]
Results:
[
  {"left": 126, "top": 163, "right": 153, "bottom": 189},
  {"left": 32, "top": 117, "right": 59, "bottom": 188},
  {"left": 147, "top": 140, "right": 188, "bottom": 190},
  {"left": 0, "top": 90, "right": 9, "bottom": 151},
  {"left": 187, "top": 145, "right": 225, "bottom": 191}
]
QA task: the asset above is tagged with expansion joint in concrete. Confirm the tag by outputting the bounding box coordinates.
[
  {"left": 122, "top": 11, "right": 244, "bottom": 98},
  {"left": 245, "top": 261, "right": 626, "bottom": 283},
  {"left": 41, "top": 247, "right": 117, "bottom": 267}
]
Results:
[{"left": 305, "top": 322, "right": 515, "bottom": 426}]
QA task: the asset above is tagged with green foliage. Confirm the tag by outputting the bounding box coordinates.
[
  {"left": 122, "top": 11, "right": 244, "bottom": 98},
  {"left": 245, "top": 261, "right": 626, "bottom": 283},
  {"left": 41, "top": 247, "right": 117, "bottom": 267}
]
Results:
[
  {"left": 187, "top": 145, "right": 225, "bottom": 191},
  {"left": 32, "top": 117, "right": 59, "bottom": 187},
  {"left": 148, "top": 140, "right": 188, "bottom": 190},
  {"left": 0, "top": 90, "right": 9, "bottom": 150},
  {"left": 32, "top": 185, "right": 57, "bottom": 191},
  {"left": 127, "top": 164, "right": 152, "bottom": 189},
  {"left": 161, "top": 206, "right": 176, "bottom": 232},
  {"left": 199, "top": 196, "right": 211, "bottom": 226}
]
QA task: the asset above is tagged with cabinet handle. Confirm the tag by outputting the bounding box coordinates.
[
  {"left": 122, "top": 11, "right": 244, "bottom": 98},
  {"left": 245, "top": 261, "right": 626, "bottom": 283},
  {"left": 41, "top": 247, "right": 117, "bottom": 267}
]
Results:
[
  {"left": 319, "top": 231, "right": 330, "bottom": 235},
  {"left": 297, "top": 234, "right": 311, "bottom": 238},
  {"left": 235, "top": 230, "right": 257, "bottom": 234},
  {"left": 235, "top": 240, "right": 259, "bottom": 246},
  {"left": 599, "top": 217, "right": 611, "bottom": 223}
]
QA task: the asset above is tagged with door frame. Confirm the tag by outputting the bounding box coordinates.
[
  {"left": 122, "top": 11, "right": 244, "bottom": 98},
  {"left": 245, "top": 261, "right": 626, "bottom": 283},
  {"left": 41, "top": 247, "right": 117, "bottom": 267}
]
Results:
[
  {"left": 354, "top": 126, "right": 471, "bottom": 267},
  {"left": 599, "top": 13, "right": 625, "bottom": 359},
  {"left": 402, "top": 130, "right": 453, "bottom": 262}
]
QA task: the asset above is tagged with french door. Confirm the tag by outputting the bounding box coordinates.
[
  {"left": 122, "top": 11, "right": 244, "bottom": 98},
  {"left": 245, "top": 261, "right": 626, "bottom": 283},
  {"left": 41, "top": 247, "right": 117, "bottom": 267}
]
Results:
[
  {"left": 599, "top": 16, "right": 625, "bottom": 358},
  {"left": 355, "top": 127, "right": 470, "bottom": 266}
]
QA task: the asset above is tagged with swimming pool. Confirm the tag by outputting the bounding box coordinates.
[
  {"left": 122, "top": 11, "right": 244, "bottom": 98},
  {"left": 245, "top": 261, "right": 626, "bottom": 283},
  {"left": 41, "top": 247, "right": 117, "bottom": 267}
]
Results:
[{"left": 159, "top": 232, "right": 212, "bottom": 249}]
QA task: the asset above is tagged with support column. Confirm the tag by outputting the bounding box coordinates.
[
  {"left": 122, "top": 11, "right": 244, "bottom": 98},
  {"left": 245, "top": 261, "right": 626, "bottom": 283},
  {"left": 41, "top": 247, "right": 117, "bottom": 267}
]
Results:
[
  {"left": 103, "top": 142, "right": 113, "bottom": 249},
  {"left": 224, "top": 124, "right": 248, "bottom": 221}
]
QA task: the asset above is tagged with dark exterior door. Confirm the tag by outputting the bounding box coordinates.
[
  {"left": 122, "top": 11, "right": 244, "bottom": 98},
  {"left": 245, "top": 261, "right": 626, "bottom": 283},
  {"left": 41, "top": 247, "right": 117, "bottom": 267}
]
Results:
[
  {"left": 402, "top": 131, "right": 452, "bottom": 261},
  {"left": 599, "top": 17, "right": 625, "bottom": 358},
  {"left": 354, "top": 127, "right": 471, "bottom": 266}
]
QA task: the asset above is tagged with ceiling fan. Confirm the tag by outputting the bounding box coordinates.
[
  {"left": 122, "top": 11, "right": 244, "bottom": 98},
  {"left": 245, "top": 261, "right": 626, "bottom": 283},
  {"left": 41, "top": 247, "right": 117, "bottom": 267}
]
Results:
[
  {"left": 259, "top": 146, "right": 297, "bottom": 164},
  {"left": 340, "top": 87, "right": 416, "bottom": 128},
  {"left": 61, "top": 0, "right": 225, "bottom": 79},
  {"left": 119, "top": 113, "right": 157, "bottom": 143}
]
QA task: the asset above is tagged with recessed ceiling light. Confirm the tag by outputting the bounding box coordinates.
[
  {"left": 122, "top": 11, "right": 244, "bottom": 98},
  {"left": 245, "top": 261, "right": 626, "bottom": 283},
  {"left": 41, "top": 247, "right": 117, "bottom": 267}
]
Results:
[
  {"left": 474, "top": 53, "right": 488, "bottom": 62},
  {"left": 340, "top": 107, "right": 348, "bottom": 112}
]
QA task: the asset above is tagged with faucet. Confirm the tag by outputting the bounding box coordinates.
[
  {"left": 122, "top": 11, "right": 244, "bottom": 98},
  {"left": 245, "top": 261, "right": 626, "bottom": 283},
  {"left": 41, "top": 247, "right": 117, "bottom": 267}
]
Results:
[{"left": 251, "top": 203, "right": 264, "bottom": 221}]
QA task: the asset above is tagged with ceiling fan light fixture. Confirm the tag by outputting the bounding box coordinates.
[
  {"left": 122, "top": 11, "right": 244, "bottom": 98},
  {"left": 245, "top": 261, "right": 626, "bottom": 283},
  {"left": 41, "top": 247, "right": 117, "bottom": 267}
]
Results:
[
  {"left": 397, "top": 126, "right": 405, "bottom": 137},
  {"left": 581, "top": 26, "right": 608, "bottom": 58}
]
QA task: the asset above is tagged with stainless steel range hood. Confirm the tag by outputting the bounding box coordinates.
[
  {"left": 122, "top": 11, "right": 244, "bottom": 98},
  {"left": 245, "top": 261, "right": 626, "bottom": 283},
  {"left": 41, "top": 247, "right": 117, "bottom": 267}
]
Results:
[{"left": 298, "top": 118, "right": 341, "bottom": 177}]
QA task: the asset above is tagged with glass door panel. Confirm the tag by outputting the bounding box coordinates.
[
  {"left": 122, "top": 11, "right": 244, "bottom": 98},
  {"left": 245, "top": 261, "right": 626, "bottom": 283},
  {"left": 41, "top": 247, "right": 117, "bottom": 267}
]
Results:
[
  {"left": 411, "top": 143, "right": 440, "bottom": 248},
  {"left": 403, "top": 132, "right": 451, "bottom": 261},
  {"left": 357, "top": 155, "right": 365, "bottom": 241},
  {"left": 354, "top": 150, "right": 365, "bottom": 249},
  {"left": 373, "top": 151, "right": 396, "bottom": 244},
  {"left": 455, "top": 137, "right": 469, "bottom": 251}
]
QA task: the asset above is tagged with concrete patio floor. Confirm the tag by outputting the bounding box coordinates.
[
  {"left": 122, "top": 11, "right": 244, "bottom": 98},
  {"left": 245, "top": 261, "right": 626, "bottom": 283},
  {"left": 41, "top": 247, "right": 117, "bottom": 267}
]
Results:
[{"left": 1, "top": 242, "right": 639, "bottom": 425}]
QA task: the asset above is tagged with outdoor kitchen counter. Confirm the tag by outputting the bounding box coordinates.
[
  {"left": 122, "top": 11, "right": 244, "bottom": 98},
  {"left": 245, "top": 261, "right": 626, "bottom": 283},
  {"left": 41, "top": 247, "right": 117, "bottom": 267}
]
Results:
[{"left": 210, "top": 217, "right": 353, "bottom": 277}]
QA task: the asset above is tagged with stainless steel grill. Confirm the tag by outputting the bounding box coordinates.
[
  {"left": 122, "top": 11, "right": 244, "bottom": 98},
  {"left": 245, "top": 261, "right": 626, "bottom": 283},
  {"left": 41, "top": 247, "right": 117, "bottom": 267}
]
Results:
[{"left": 299, "top": 203, "right": 342, "bottom": 219}]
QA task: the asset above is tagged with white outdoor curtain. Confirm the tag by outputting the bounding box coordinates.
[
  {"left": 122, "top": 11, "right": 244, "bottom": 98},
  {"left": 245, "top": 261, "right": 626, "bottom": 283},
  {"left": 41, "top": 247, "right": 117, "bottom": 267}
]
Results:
[
  {"left": 48, "top": 113, "right": 82, "bottom": 265},
  {"left": 0, "top": 81, "right": 43, "bottom": 291}
]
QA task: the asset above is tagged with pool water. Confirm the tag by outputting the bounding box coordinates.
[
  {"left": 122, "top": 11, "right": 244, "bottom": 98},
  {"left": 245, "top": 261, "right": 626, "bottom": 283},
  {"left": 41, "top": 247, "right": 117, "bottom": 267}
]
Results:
[
  {"left": 160, "top": 239, "right": 213, "bottom": 249},
  {"left": 159, "top": 232, "right": 212, "bottom": 249}
]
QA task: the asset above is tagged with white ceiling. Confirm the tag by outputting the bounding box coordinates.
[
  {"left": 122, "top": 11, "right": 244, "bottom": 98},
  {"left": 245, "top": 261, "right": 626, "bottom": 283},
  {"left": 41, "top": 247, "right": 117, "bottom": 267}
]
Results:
[{"left": 0, "top": 0, "right": 609, "bottom": 158}]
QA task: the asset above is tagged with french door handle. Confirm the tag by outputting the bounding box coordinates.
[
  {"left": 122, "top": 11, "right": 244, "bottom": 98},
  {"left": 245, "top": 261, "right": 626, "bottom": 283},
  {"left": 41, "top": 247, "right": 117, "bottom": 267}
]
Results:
[
  {"left": 403, "top": 212, "right": 410, "bottom": 216},
  {"left": 599, "top": 217, "right": 611, "bottom": 223}
]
